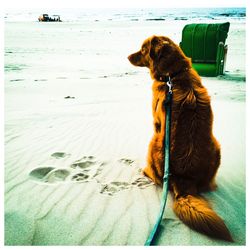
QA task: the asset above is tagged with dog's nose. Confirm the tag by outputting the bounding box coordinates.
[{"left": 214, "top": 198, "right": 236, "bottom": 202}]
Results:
[{"left": 127, "top": 54, "right": 132, "bottom": 62}]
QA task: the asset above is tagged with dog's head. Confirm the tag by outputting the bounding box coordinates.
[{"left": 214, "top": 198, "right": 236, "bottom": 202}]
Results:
[{"left": 128, "top": 35, "right": 191, "bottom": 80}]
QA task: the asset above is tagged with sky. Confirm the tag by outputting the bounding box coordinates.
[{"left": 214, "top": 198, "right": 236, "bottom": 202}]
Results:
[{"left": 1, "top": 0, "right": 247, "bottom": 9}]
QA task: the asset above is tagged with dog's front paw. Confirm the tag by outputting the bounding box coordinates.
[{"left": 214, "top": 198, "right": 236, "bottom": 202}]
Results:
[{"left": 142, "top": 167, "right": 162, "bottom": 186}]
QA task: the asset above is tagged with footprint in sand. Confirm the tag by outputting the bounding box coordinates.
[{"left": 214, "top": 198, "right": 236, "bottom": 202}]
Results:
[
  {"left": 29, "top": 156, "right": 153, "bottom": 191},
  {"left": 46, "top": 169, "right": 71, "bottom": 183},
  {"left": 100, "top": 181, "right": 131, "bottom": 195},
  {"left": 51, "top": 152, "right": 70, "bottom": 159},
  {"left": 29, "top": 155, "right": 104, "bottom": 184},
  {"left": 71, "top": 173, "right": 89, "bottom": 182},
  {"left": 29, "top": 167, "right": 55, "bottom": 181},
  {"left": 99, "top": 177, "right": 153, "bottom": 196},
  {"left": 29, "top": 167, "right": 71, "bottom": 183},
  {"left": 70, "top": 156, "right": 104, "bottom": 183},
  {"left": 118, "top": 158, "right": 135, "bottom": 165},
  {"left": 70, "top": 156, "right": 96, "bottom": 170},
  {"left": 98, "top": 158, "right": 154, "bottom": 196},
  {"left": 131, "top": 177, "right": 153, "bottom": 189}
]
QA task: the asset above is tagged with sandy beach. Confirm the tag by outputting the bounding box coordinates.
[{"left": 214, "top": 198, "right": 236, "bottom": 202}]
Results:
[{"left": 4, "top": 8, "right": 245, "bottom": 245}]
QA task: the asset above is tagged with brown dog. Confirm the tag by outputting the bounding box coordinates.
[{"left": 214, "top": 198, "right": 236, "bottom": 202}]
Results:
[{"left": 128, "top": 35, "right": 233, "bottom": 242}]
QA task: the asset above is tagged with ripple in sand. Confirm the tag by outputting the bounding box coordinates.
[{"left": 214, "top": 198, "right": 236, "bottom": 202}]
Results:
[
  {"left": 5, "top": 64, "right": 28, "bottom": 72},
  {"left": 34, "top": 79, "right": 48, "bottom": 82},
  {"left": 10, "top": 79, "right": 25, "bottom": 82},
  {"left": 56, "top": 76, "right": 68, "bottom": 79}
]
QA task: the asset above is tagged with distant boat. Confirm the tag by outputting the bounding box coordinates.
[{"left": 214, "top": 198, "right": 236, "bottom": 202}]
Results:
[{"left": 38, "top": 14, "right": 62, "bottom": 22}]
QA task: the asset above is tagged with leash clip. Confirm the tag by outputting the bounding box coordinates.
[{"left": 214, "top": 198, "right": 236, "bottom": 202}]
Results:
[{"left": 166, "top": 77, "right": 173, "bottom": 94}]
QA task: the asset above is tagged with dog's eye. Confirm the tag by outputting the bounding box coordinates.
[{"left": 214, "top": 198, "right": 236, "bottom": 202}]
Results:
[{"left": 141, "top": 46, "right": 146, "bottom": 55}]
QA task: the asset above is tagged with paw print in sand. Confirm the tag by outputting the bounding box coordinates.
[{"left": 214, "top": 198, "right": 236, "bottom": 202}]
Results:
[
  {"left": 29, "top": 167, "right": 71, "bottom": 183},
  {"left": 98, "top": 158, "right": 154, "bottom": 196},
  {"left": 28, "top": 154, "right": 104, "bottom": 184},
  {"left": 28, "top": 155, "right": 154, "bottom": 194}
]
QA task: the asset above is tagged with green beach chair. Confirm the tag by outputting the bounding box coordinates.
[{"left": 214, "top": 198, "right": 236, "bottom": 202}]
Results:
[{"left": 180, "top": 22, "right": 230, "bottom": 77}]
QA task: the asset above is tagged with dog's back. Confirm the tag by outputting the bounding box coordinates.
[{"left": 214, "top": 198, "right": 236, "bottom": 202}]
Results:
[{"left": 128, "top": 35, "right": 233, "bottom": 242}]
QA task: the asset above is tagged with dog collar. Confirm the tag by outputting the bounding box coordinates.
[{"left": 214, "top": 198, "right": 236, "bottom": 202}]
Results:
[{"left": 158, "top": 67, "right": 190, "bottom": 82}]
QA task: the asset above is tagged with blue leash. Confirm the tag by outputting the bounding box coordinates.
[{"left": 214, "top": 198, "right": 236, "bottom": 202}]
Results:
[{"left": 145, "top": 77, "right": 173, "bottom": 246}]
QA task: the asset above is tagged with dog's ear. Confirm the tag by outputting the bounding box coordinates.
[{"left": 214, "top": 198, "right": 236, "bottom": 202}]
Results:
[
  {"left": 150, "top": 36, "right": 170, "bottom": 60},
  {"left": 149, "top": 36, "right": 159, "bottom": 59}
]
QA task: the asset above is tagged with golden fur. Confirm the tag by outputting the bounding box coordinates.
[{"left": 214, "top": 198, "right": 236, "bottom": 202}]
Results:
[{"left": 128, "top": 35, "right": 233, "bottom": 242}]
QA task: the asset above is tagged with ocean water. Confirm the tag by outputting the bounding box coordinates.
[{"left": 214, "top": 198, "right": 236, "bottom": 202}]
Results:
[{"left": 4, "top": 8, "right": 246, "bottom": 22}]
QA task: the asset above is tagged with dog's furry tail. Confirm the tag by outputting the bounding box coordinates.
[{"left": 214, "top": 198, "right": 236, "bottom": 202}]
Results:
[{"left": 173, "top": 194, "right": 233, "bottom": 242}]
